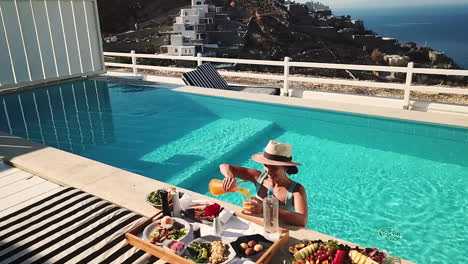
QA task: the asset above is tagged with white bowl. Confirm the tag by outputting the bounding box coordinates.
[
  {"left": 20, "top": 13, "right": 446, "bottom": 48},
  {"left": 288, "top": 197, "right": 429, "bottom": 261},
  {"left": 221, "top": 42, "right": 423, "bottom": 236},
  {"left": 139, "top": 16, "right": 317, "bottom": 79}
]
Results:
[
  {"left": 162, "top": 239, "right": 186, "bottom": 256},
  {"left": 142, "top": 217, "right": 191, "bottom": 245}
]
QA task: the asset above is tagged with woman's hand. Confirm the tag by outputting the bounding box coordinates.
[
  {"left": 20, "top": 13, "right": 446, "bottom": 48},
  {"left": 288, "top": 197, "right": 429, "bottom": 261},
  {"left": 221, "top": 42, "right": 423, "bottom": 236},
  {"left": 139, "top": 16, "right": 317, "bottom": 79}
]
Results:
[
  {"left": 243, "top": 197, "right": 263, "bottom": 215},
  {"left": 222, "top": 176, "right": 236, "bottom": 192}
]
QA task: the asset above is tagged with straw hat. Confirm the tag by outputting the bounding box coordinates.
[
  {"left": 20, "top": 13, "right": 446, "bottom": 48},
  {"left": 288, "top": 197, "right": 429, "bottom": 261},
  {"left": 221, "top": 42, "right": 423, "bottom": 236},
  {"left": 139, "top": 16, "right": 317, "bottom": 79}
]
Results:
[{"left": 252, "top": 140, "right": 302, "bottom": 166}]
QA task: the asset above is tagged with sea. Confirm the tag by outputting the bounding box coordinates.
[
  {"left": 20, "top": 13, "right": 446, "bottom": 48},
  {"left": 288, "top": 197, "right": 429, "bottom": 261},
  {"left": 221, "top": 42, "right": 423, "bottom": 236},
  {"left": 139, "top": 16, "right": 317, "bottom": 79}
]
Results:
[{"left": 335, "top": 4, "right": 468, "bottom": 69}]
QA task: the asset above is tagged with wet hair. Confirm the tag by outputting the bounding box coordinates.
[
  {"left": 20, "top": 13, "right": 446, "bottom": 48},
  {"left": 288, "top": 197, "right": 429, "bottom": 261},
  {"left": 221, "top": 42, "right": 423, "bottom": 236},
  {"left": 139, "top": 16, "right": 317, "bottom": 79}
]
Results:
[{"left": 286, "top": 166, "right": 298, "bottom": 175}]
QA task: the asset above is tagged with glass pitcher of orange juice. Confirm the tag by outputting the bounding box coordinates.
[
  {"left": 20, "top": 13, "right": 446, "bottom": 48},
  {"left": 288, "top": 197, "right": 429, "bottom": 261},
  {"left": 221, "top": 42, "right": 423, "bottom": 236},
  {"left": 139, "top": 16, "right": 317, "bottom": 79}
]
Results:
[{"left": 209, "top": 179, "right": 250, "bottom": 198}]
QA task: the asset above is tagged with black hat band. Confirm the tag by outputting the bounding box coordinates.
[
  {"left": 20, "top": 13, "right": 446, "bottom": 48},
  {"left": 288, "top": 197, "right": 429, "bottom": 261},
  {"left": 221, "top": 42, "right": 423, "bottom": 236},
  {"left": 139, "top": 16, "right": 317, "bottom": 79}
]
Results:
[{"left": 263, "top": 152, "right": 292, "bottom": 162}]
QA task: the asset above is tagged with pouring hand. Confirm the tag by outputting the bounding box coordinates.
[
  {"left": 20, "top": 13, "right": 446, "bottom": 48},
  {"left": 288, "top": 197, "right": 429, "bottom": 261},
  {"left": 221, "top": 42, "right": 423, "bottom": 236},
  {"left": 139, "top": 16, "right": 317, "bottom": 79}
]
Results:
[{"left": 222, "top": 177, "right": 236, "bottom": 192}]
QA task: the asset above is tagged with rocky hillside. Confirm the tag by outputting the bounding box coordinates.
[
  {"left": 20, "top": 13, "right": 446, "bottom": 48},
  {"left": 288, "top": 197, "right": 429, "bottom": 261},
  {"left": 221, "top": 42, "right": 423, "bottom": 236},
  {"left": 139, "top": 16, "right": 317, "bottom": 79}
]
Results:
[
  {"left": 97, "top": 0, "right": 188, "bottom": 34},
  {"left": 229, "top": 0, "right": 373, "bottom": 78}
]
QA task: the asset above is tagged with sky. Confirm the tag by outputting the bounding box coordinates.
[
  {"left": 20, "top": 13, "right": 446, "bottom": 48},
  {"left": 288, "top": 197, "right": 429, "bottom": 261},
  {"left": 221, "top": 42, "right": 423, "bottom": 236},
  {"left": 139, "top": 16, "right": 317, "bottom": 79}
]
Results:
[{"left": 295, "top": 0, "right": 468, "bottom": 9}]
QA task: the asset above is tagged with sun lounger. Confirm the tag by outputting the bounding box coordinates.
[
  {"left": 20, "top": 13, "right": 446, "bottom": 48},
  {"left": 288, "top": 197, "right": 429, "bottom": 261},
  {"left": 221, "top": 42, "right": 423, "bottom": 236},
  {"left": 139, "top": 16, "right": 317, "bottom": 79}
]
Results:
[
  {"left": 182, "top": 63, "right": 279, "bottom": 95},
  {"left": 0, "top": 187, "right": 159, "bottom": 263},
  {"left": 196, "top": 62, "right": 230, "bottom": 89}
]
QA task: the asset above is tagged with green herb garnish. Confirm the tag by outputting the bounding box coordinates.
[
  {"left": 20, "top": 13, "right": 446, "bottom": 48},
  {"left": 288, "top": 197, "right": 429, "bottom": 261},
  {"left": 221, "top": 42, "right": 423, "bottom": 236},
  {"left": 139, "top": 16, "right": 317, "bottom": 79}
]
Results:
[
  {"left": 146, "top": 190, "right": 162, "bottom": 205},
  {"left": 186, "top": 242, "right": 212, "bottom": 263}
]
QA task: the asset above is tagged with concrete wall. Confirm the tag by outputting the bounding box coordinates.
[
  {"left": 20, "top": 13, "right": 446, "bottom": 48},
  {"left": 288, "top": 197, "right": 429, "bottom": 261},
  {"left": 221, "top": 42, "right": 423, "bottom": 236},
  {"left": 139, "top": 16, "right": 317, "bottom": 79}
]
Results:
[
  {"left": 0, "top": 0, "right": 105, "bottom": 89},
  {"left": 165, "top": 45, "right": 195, "bottom": 56}
]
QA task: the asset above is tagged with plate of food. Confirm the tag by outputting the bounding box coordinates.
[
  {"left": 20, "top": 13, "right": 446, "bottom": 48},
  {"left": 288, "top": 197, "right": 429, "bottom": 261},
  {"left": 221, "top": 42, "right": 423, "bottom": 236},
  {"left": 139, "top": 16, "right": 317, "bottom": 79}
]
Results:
[
  {"left": 230, "top": 234, "right": 271, "bottom": 261},
  {"left": 183, "top": 202, "right": 223, "bottom": 224},
  {"left": 183, "top": 235, "right": 236, "bottom": 264},
  {"left": 288, "top": 239, "right": 389, "bottom": 264},
  {"left": 162, "top": 239, "right": 186, "bottom": 256},
  {"left": 143, "top": 216, "right": 190, "bottom": 245},
  {"left": 146, "top": 188, "right": 182, "bottom": 208},
  {"left": 146, "top": 190, "right": 164, "bottom": 208}
]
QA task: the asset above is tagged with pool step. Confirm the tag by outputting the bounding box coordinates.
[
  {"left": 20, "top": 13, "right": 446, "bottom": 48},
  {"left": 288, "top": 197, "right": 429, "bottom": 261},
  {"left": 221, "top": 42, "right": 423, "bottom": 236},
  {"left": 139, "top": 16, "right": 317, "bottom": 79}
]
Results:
[{"left": 140, "top": 118, "right": 274, "bottom": 185}]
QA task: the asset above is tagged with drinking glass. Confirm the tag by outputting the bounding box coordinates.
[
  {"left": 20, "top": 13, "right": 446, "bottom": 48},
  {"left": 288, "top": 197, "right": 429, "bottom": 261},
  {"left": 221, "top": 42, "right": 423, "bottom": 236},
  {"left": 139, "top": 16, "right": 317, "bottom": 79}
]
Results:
[{"left": 242, "top": 198, "right": 255, "bottom": 215}]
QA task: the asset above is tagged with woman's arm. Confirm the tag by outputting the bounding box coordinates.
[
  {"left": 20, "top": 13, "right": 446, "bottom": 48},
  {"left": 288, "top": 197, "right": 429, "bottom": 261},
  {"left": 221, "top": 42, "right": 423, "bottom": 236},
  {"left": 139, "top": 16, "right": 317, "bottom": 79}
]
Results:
[
  {"left": 219, "top": 163, "right": 261, "bottom": 191},
  {"left": 278, "top": 184, "right": 308, "bottom": 227},
  {"left": 247, "top": 184, "right": 309, "bottom": 227}
]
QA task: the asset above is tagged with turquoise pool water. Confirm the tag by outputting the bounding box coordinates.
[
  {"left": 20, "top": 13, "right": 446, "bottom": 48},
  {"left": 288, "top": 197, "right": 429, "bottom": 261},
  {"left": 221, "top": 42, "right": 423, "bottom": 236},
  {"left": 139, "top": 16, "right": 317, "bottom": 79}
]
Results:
[{"left": 1, "top": 80, "right": 467, "bottom": 263}]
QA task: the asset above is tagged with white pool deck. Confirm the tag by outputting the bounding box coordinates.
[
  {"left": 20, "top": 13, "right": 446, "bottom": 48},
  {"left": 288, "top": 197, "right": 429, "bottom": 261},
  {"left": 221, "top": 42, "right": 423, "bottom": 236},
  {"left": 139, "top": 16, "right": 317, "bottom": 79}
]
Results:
[
  {"left": 102, "top": 72, "right": 468, "bottom": 125},
  {"left": 175, "top": 86, "right": 468, "bottom": 128},
  {"left": 0, "top": 163, "right": 60, "bottom": 216}
]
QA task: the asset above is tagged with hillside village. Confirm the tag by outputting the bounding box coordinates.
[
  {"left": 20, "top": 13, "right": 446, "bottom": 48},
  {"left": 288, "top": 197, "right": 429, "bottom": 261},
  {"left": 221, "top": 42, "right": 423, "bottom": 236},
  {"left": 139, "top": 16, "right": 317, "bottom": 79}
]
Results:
[{"left": 99, "top": 0, "right": 462, "bottom": 83}]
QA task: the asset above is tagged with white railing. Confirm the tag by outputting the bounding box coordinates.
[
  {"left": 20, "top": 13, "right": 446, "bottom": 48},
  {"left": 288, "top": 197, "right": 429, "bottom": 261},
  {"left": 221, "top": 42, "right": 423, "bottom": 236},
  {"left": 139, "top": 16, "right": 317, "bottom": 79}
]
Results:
[{"left": 103, "top": 51, "right": 468, "bottom": 109}]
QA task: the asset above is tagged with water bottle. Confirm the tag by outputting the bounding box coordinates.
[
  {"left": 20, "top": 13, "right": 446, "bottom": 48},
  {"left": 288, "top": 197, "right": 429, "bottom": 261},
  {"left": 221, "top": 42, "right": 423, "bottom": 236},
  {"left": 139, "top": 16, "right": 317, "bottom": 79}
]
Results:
[
  {"left": 263, "top": 189, "right": 279, "bottom": 234},
  {"left": 172, "top": 190, "right": 182, "bottom": 217}
]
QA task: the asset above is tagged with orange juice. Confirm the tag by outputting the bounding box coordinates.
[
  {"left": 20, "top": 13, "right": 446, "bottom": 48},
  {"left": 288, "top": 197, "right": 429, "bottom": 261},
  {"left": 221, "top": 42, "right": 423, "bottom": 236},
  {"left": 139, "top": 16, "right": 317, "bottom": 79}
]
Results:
[
  {"left": 242, "top": 199, "right": 254, "bottom": 214},
  {"left": 209, "top": 179, "right": 227, "bottom": 196},
  {"left": 209, "top": 179, "right": 251, "bottom": 198},
  {"left": 235, "top": 187, "right": 251, "bottom": 199}
]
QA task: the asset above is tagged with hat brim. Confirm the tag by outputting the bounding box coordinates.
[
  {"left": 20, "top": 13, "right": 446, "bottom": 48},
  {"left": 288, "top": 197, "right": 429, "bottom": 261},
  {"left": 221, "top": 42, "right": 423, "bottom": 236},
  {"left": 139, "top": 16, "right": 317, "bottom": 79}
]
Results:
[{"left": 251, "top": 153, "right": 302, "bottom": 166}]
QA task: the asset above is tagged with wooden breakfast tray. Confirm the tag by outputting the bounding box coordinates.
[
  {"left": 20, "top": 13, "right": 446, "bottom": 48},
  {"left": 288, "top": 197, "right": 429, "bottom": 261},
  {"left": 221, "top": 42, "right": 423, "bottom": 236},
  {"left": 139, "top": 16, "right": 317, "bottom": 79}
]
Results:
[{"left": 125, "top": 211, "right": 289, "bottom": 264}]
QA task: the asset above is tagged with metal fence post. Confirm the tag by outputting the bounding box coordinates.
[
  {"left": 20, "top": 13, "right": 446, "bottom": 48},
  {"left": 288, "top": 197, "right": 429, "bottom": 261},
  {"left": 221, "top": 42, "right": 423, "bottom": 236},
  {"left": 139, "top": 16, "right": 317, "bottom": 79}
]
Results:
[
  {"left": 283, "top": 57, "right": 290, "bottom": 96},
  {"left": 197, "top": 53, "right": 202, "bottom": 66},
  {"left": 131, "top": 50, "right": 137, "bottom": 75},
  {"left": 403, "top": 62, "right": 414, "bottom": 110}
]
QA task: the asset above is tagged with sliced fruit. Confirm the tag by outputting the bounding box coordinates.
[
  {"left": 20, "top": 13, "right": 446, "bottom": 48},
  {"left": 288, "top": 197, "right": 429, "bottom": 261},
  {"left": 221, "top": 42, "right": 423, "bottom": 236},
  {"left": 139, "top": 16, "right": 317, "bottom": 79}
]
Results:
[
  {"left": 294, "top": 251, "right": 303, "bottom": 261},
  {"left": 358, "top": 255, "right": 367, "bottom": 264},
  {"left": 312, "top": 243, "right": 320, "bottom": 252},
  {"left": 349, "top": 250, "right": 379, "bottom": 264},
  {"left": 290, "top": 246, "right": 299, "bottom": 254},
  {"left": 306, "top": 245, "right": 313, "bottom": 256},
  {"left": 296, "top": 243, "right": 306, "bottom": 249},
  {"left": 294, "top": 243, "right": 321, "bottom": 261}
]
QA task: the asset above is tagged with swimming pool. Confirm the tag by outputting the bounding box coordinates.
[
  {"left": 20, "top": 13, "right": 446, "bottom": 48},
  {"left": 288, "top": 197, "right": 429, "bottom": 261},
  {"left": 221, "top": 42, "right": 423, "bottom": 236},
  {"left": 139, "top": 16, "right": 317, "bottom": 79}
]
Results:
[{"left": 1, "top": 80, "right": 466, "bottom": 263}]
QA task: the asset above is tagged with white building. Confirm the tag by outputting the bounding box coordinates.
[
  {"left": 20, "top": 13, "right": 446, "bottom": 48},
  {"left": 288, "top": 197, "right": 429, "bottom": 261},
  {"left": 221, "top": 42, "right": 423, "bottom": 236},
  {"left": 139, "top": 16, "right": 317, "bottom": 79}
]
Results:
[
  {"left": 429, "top": 51, "right": 444, "bottom": 64},
  {"left": 384, "top": 54, "right": 409, "bottom": 66},
  {"left": 305, "top": 1, "right": 330, "bottom": 12},
  {"left": 163, "top": 35, "right": 196, "bottom": 56},
  {"left": 162, "top": 0, "right": 221, "bottom": 56}
]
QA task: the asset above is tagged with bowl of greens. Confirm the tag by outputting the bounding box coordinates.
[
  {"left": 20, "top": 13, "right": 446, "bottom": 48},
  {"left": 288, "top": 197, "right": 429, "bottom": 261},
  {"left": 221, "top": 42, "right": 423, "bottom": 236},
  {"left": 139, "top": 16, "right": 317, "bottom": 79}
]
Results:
[
  {"left": 146, "top": 190, "right": 164, "bottom": 208},
  {"left": 183, "top": 235, "right": 235, "bottom": 264}
]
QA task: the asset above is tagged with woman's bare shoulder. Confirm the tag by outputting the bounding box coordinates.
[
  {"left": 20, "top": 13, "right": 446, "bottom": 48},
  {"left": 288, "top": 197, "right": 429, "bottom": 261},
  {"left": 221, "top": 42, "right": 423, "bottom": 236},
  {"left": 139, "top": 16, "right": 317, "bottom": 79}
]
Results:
[{"left": 293, "top": 182, "right": 306, "bottom": 194}]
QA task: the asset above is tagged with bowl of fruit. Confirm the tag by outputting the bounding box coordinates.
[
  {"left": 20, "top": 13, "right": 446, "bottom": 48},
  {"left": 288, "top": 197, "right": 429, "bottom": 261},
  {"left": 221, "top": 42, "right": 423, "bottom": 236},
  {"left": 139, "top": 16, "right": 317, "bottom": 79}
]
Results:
[{"left": 288, "top": 239, "right": 389, "bottom": 264}]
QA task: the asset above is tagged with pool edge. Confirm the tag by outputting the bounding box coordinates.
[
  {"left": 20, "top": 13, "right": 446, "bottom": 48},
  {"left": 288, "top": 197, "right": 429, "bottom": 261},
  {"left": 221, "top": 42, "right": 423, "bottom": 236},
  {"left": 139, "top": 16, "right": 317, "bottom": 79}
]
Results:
[{"left": 172, "top": 85, "right": 468, "bottom": 129}]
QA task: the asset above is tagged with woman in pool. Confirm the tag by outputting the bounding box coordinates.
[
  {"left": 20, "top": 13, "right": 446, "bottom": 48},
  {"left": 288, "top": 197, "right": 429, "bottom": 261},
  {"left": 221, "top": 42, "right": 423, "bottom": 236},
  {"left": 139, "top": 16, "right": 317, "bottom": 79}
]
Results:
[{"left": 220, "top": 140, "right": 308, "bottom": 227}]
